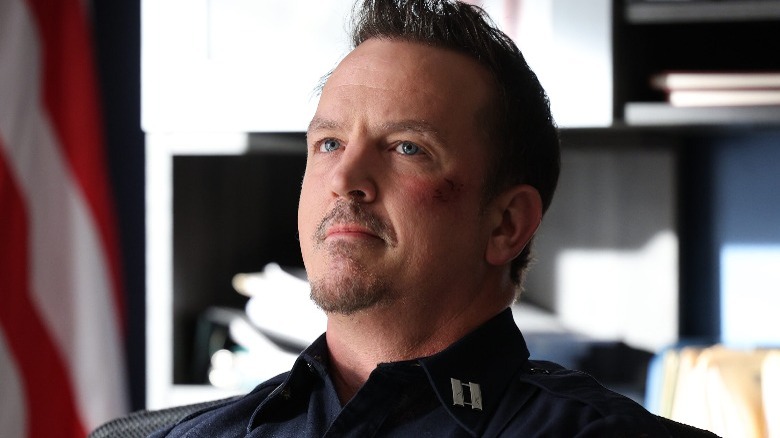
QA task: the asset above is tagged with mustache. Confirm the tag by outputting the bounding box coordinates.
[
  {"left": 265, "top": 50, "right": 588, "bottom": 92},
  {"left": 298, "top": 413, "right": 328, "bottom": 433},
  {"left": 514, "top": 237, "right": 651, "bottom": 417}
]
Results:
[{"left": 314, "top": 200, "right": 397, "bottom": 246}]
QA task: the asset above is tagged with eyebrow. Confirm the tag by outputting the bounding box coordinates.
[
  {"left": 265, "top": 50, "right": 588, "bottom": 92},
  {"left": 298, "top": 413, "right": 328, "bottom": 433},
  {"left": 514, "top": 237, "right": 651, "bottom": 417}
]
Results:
[
  {"left": 307, "top": 116, "right": 341, "bottom": 134},
  {"left": 307, "top": 117, "right": 444, "bottom": 143},
  {"left": 381, "top": 120, "right": 442, "bottom": 140}
]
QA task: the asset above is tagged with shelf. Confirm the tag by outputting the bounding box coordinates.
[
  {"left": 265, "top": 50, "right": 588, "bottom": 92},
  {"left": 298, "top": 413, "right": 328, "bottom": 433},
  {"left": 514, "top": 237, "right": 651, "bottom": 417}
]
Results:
[
  {"left": 624, "top": 102, "right": 780, "bottom": 126},
  {"left": 626, "top": 1, "right": 780, "bottom": 23}
]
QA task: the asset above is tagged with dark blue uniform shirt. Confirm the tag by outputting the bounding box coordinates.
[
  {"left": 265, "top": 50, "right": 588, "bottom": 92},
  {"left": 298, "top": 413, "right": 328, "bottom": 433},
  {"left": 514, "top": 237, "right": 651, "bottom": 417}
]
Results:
[{"left": 150, "top": 309, "right": 678, "bottom": 437}]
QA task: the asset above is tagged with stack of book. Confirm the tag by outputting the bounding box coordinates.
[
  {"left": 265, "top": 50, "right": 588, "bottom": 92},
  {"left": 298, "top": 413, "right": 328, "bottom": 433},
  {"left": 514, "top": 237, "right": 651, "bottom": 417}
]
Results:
[
  {"left": 651, "top": 71, "right": 780, "bottom": 107},
  {"left": 646, "top": 345, "right": 780, "bottom": 437}
]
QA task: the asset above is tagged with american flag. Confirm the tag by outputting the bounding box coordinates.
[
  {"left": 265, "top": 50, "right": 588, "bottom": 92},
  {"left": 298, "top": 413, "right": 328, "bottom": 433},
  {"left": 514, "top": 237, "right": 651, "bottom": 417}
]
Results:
[{"left": 0, "top": 0, "right": 128, "bottom": 436}]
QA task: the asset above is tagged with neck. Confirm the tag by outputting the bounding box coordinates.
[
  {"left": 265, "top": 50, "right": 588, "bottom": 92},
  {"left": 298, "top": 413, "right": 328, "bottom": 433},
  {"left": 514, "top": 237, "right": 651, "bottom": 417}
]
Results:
[{"left": 324, "top": 284, "right": 512, "bottom": 404}]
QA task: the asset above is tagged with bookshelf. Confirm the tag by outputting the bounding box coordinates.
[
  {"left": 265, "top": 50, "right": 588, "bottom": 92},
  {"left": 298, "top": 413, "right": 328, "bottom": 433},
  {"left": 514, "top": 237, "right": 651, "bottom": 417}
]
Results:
[
  {"left": 625, "top": 104, "right": 780, "bottom": 126},
  {"left": 145, "top": 132, "right": 309, "bottom": 408},
  {"left": 613, "top": 0, "right": 780, "bottom": 343},
  {"left": 614, "top": 0, "right": 780, "bottom": 126}
]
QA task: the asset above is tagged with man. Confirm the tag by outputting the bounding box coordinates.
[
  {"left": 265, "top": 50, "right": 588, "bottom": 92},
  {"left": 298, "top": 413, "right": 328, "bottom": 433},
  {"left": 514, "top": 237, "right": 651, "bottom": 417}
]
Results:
[{"left": 150, "top": 0, "right": 716, "bottom": 436}]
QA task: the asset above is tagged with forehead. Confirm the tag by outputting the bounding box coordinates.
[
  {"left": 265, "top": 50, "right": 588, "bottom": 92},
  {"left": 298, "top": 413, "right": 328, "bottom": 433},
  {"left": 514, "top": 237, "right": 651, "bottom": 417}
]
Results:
[{"left": 315, "top": 38, "right": 494, "bottom": 135}]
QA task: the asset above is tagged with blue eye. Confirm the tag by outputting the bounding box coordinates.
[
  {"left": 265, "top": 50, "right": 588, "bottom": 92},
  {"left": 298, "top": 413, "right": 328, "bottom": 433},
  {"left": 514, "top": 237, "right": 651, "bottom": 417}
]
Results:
[
  {"left": 396, "top": 141, "right": 420, "bottom": 155},
  {"left": 320, "top": 138, "right": 341, "bottom": 152}
]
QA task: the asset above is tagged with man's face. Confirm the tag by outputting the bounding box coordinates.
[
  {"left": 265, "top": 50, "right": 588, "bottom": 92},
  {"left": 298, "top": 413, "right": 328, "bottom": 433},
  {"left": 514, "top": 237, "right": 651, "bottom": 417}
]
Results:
[{"left": 299, "top": 38, "right": 496, "bottom": 315}]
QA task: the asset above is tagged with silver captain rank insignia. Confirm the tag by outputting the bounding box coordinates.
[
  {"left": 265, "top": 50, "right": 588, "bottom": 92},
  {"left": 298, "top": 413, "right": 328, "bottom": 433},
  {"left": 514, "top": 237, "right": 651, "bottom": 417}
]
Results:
[{"left": 450, "top": 378, "right": 483, "bottom": 411}]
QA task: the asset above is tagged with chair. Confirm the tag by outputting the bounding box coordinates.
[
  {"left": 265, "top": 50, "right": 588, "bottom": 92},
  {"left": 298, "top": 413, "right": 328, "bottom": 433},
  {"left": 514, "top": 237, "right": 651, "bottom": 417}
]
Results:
[{"left": 88, "top": 397, "right": 238, "bottom": 438}]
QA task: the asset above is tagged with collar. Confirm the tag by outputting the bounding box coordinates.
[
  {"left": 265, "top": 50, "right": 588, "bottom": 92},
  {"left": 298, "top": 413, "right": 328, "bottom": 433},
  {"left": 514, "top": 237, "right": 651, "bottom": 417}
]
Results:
[
  {"left": 415, "top": 307, "right": 530, "bottom": 435},
  {"left": 250, "top": 308, "right": 529, "bottom": 435},
  {"left": 247, "top": 333, "right": 337, "bottom": 431}
]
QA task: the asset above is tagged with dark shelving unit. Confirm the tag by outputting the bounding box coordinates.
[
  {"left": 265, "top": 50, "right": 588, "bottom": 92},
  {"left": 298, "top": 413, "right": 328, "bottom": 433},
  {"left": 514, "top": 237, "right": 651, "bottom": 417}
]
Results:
[
  {"left": 614, "top": 1, "right": 780, "bottom": 125},
  {"left": 613, "top": 0, "right": 780, "bottom": 340},
  {"left": 626, "top": 0, "right": 780, "bottom": 24}
]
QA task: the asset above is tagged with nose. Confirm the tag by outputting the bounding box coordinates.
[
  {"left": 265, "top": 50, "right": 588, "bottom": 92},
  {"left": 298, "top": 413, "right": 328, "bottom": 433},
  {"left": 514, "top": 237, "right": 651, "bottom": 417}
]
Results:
[{"left": 329, "top": 141, "right": 378, "bottom": 203}]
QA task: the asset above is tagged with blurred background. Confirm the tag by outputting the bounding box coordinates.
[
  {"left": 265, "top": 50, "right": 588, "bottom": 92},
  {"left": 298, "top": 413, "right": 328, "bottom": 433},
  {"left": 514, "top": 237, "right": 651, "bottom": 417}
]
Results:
[{"left": 2, "top": 1, "right": 779, "bottom": 437}]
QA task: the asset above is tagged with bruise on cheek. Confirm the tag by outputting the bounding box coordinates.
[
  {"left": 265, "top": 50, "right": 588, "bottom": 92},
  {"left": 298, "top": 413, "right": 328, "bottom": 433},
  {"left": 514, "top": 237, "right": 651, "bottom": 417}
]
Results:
[{"left": 433, "top": 178, "right": 464, "bottom": 202}]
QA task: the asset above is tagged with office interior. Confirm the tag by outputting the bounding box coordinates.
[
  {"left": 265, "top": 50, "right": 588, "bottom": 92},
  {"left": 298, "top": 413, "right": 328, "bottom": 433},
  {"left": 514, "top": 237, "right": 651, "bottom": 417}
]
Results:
[{"left": 79, "top": 1, "right": 780, "bottom": 436}]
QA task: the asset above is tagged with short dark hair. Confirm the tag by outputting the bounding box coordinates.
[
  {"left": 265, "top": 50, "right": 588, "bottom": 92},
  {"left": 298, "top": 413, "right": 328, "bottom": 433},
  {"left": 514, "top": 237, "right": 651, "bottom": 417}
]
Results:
[{"left": 349, "top": 0, "right": 560, "bottom": 287}]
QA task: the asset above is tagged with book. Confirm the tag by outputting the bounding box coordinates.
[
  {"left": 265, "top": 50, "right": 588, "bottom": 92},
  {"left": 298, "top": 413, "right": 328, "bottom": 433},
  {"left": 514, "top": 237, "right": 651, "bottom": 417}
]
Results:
[
  {"left": 763, "top": 352, "right": 780, "bottom": 438},
  {"left": 668, "top": 89, "right": 780, "bottom": 107},
  {"left": 703, "top": 347, "right": 768, "bottom": 438},
  {"left": 652, "top": 72, "right": 780, "bottom": 91}
]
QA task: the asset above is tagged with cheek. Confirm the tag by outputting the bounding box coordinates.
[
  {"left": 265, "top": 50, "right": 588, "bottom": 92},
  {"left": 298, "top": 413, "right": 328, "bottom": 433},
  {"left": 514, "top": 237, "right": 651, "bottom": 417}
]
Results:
[
  {"left": 432, "top": 177, "right": 465, "bottom": 203},
  {"left": 298, "top": 175, "right": 326, "bottom": 235},
  {"left": 396, "top": 176, "right": 467, "bottom": 209}
]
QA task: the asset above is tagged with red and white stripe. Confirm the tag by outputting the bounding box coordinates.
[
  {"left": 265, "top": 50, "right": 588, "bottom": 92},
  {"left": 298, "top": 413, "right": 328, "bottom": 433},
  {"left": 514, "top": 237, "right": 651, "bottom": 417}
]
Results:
[{"left": 0, "top": 0, "right": 128, "bottom": 436}]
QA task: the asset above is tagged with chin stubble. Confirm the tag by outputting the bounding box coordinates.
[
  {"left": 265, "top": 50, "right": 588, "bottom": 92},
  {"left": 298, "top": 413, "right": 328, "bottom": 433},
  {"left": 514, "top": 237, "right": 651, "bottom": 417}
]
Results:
[{"left": 309, "top": 200, "right": 396, "bottom": 315}]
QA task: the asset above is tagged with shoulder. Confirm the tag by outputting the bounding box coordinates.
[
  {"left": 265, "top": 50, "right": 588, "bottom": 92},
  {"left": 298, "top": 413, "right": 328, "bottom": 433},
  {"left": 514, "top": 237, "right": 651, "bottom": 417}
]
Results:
[
  {"left": 147, "top": 372, "right": 290, "bottom": 438},
  {"left": 518, "top": 360, "right": 646, "bottom": 414},
  {"left": 490, "top": 360, "right": 671, "bottom": 437}
]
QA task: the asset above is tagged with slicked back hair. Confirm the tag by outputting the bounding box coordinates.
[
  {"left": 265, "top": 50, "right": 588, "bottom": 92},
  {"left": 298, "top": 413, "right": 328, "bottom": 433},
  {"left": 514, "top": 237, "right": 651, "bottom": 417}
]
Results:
[{"left": 348, "top": 0, "right": 560, "bottom": 289}]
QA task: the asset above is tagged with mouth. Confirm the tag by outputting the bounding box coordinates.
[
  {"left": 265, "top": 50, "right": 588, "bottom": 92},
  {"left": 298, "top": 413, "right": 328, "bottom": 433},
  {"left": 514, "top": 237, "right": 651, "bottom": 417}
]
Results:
[
  {"left": 314, "top": 200, "right": 397, "bottom": 246},
  {"left": 325, "top": 224, "right": 382, "bottom": 240}
]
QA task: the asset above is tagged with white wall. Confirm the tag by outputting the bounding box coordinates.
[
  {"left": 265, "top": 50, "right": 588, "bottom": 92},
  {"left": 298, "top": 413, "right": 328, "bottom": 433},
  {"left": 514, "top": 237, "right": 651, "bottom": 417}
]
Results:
[
  {"left": 142, "top": 0, "right": 354, "bottom": 133},
  {"left": 142, "top": 0, "right": 613, "bottom": 132},
  {"left": 527, "top": 144, "right": 678, "bottom": 352}
]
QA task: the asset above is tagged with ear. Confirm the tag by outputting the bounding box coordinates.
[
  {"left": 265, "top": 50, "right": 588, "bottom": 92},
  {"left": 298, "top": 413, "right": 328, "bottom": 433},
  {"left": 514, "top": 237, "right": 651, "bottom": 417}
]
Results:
[{"left": 484, "top": 184, "right": 543, "bottom": 266}]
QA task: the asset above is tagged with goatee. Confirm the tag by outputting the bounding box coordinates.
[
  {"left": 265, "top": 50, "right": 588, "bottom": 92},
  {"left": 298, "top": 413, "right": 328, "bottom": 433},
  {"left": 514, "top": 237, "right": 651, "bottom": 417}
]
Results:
[{"left": 309, "top": 200, "right": 396, "bottom": 314}]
